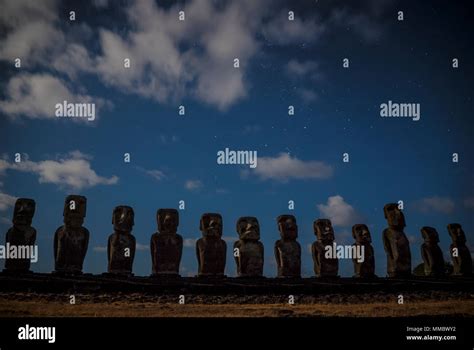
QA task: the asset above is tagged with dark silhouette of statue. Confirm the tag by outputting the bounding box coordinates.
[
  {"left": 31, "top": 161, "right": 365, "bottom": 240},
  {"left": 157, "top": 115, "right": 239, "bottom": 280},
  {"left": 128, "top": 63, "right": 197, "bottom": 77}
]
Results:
[
  {"left": 196, "top": 213, "right": 226, "bottom": 277},
  {"left": 234, "top": 216, "right": 264, "bottom": 277},
  {"left": 352, "top": 224, "right": 376, "bottom": 278},
  {"left": 274, "top": 214, "right": 301, "bottom": 278},
  {"left": 447, "top": 223, "right": 472, "bottom": 276},
  {"left": 4, "top": 198, "right": 36, "bottom": 273},
  {"left": 382, "top": 203, "right": 411, "bottom": 278},
  {"left": 107, "top": 206, "right": 136, "bottom": 276},
  {"left": 420, "top": 226, "right": 445, "bottom": 277},
  {"left": 312, "top": 219, "right": 338, "bottom": 277},
  {"left": 150, "top": 209, "right": 182, "bottom": 276},
  {"left": 54, "top": 195, "right": 89, "bottom": 274}
]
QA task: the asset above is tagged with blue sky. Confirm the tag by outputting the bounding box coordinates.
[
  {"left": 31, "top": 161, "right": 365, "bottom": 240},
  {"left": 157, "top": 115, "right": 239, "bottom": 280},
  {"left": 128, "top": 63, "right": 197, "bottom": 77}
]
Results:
[{"left": 0, "top": 0, "right": 473, "bottom": 277}]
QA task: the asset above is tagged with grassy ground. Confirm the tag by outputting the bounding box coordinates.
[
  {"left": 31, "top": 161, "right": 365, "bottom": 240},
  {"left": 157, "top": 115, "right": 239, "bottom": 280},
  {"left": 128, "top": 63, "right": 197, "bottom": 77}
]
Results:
[{"left": 0, "top": 292, "right": 473, "bottom": 317}]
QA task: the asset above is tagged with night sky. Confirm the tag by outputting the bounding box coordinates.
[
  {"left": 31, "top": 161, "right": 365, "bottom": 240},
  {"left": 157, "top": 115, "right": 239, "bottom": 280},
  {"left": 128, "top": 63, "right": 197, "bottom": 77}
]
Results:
[{"left": 0, "top": 0, "right": 473, "bottom": 277}]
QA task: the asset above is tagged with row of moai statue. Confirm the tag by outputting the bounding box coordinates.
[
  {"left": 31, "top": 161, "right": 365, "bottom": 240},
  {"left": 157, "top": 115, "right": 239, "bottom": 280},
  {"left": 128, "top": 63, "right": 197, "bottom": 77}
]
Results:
[{"left": 3, "top": 197, "right": 473, "bottom": 278}]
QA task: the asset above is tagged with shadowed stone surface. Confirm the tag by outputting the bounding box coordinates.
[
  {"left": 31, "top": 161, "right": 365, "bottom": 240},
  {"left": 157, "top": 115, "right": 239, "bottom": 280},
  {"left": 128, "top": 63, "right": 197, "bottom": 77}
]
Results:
[
  {"left": 4, "top": 198, "right": 36, "bottom": 273},
  {"left": 420, "top": 226, "right": 445, "bottom": 277},
  {"left": 150, "top": 209, "right": 183, "bottom": 276},
  {"left": 275, "top": 214, "right": 301, "bottom": 278},
  {"left": 107, "top": 206, "right": 136, "bottom": 276},
  {"left": 352, "top": 224, "right": 376, "bottom": 278},
  {"left": 234, "top": 216, "right": 264, "bottom": 277},
  {"left": 312, "top": 219, "right": 338, "bottom": 277},
  {"left": 196, "top": 213, "right": 226, "bottom": 277},
  {"left": 54, "top": 195, "right": 89, "bottom": 275},
  {"left": 448, "top": 223, "right": 472, "bottom": 276},
  {"left": 382, "top": 203, "right": 411, "bottom": 278}
]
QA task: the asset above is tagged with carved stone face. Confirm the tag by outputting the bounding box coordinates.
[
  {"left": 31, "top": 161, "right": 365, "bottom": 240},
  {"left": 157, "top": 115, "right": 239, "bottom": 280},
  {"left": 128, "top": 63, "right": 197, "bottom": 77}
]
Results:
[
  {"left": 383, "top": 203, "right": 406, "bottom": 229},
  {"left": 157, "top": 209, "right": 179, "bottom": 234},
  {"left": 314, "top": 219, "right": 334, "bottom": 243},
  {"left": 236, "top": 216, "right": 260, "bottom": 241},
  {"left": 63, "top": 195, "right": 86, "bottom": 228},
  {"left": 200, "top": 213, "right": 222, "bottom": 238},
  {"left": 447, "top": 223, "right": 466, "bottom": 244},
  {"left": 12, "top": 198, "right": 35, "bottom": 227},
  {"left": 113, "top": 206, "right": 134, "bottom": 232},
  {"left": 352, "top": 224, "right": 372, "bottom": 244},
  {"left": 421, "top": 226, "right": 439, "bottom": 243},
  {"left": 277, "top": 215, "right": 298, "bottom": 240}
]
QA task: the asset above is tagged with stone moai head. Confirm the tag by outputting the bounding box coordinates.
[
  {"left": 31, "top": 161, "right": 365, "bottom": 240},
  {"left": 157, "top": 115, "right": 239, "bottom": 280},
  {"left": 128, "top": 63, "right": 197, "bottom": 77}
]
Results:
[
  {"left": 352, "top": 224, "right": 372, "bottom": 244},
  {"left": 277, "top": 215, "right": 298, "bottom": 241},
  {"left": 236, "top": 216, "right": 260, "bottom": 241},
  {"left": 63, "top": 195, "right": 86, "bottom": 228},
  {"left": 113, "top": 206, "right": 134, "bottom": 233},
  {"left": 314, "top": 219, "right": 334, "bottom": 244},
  {"left": 383, "top": 203, "right": 406, "bottom": 230},
  {"left": 200, "top": 213, "right": 223, "bottom": 238},
  {"left": 421, "top": 226, "right": 440, "bottom": 244},
  {"left": 12, "top": 198, "right": 36, "bottom": 228},
  {"left": 157, "top": 209, "right": 179, "bottom": 234},
  {"left": 447, "top": 223, "right": 466, "bottom": 245}
]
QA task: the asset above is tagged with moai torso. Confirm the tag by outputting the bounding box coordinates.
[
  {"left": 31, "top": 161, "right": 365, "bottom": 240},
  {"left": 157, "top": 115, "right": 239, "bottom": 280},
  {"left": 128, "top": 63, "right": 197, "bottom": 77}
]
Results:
[
  {"left": 4, "top": 198, "right": 37, "bottom": 273},
  {"left": 420, "top": 226, "right": 445, "bottom": 277},
  {"left": 448, "top": 223, "right": 472, "bottom": 276},
  {"left": 108, "top": 206, "right": 136, "bottom": 275},
  {"left": 54, "top": 195, "right": 89, "bottom": 274},
  {"left": 312, "top": 219, "right": 338, "bottom": 277},
  {"left": 382, "top": 203, "right": 411, "bottom": 278},
  {"left": 150, "top": 209, "right": 183, "bottom": 276},
  {"left": 352, "top": 224, "right": 375, "bottom": 278},
  {"left": 274, "top": 215, "right": 301, "bottom": 278},
  {"left": 234, "top": 217, "right": 264, "bottom": 277},
  {"left": 196, "top": 213, "right": 226, "bottom": 277}
]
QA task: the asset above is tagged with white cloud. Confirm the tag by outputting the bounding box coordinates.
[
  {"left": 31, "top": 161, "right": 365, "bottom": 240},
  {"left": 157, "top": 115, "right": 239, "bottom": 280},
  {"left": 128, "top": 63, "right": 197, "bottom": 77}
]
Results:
[
  {"left": 136, "top": 243, "right": 148, "bottom": 251},
  {"left": 415, "top": 196, "right": 455, "bottom": 214},
  {"left": 183, "top": 238, "right": 197, "bottom": 248},
  {"left": 286, "top": 60, "right": 320, "bottom": 79},
  {"left": 0, "top": 73, "right": 109, "bottom": 120},
  {"left": 298, "top": 88, "right": 318, "bottom": 103},
  {"left": 0, "top": 151, "right": 118, "bottom": 190},
  {"left": 93, "top": 246, "right": 107, "bottom": 252},
  {"left": 145, "top": 170, "right": 166, "bottom": 181},
  {"left": 262, "top": 11, "right": 325, "bottom": 45},
  {"left": 185, "top": 180, "right": 203, "bottom": 191},
  {"left": 0, "top": 192, "right": 17, "bottom": 211},
  {"left": 317, "top": 195, "right": 362, "bottom": 227},
  {"left": 464, "top": 197, "right": 474, "bottom": 210},
  {"left": 252, "top": 153, "right": 333, "bottom": 181}
]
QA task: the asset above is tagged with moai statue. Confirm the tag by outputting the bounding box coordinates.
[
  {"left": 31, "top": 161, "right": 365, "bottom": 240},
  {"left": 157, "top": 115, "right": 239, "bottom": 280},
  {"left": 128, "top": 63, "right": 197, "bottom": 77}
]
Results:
[
  {"left": 150, "top": 209, "right": 183, "bottom": 276},
  {"left": 107, "top": 206, "right": 136, "bottom": 276},
  {"left": 4, "top": 198, "right": 36, "bottom": 273},
  {"left": 312, "top": 219, "right": 338, "bottom": 277},
  {"left": 382, "top": 203, "right": 411, "bottom": 278},
  {"left": 420, "top": 226, "right": 445, "bottom": 277},
  {"left": 352, "top": 224, "right": 376, "bottom": 278},
  {"left": 234, "top": 217, "right": 264, "bottom": 277},
  {"left": 54, "top": 195, "right": 89, "bottom": 274},
  {"left": 196, "top": 213, "right": 227, "bottom": 277},
  {"left": 447, "top": 223, "right": 472, "bottom": 276},
  {"left": 274, "top": 215, "right": 301, "bottom": 278}
]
